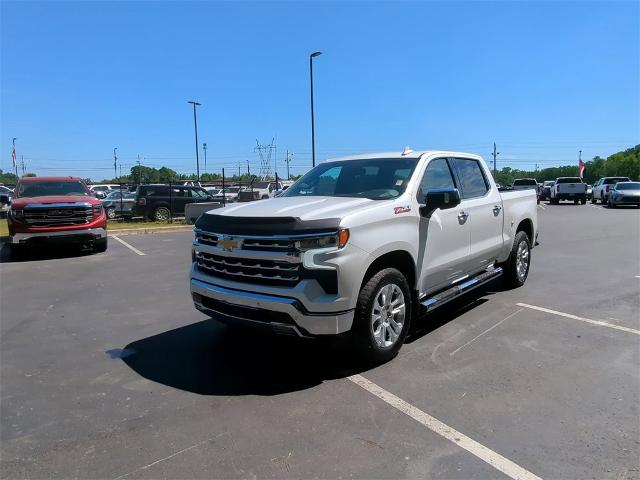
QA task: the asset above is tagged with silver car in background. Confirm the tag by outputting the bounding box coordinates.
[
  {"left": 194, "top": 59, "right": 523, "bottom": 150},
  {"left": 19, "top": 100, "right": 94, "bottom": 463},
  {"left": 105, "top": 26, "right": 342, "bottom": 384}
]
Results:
[{"left": 607, "top": 182, "right": 640, "bottom": 208}]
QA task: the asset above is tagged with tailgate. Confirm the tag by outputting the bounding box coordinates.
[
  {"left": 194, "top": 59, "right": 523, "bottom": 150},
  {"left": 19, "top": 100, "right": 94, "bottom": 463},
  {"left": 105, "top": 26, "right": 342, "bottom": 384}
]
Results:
[{"left": 560, "top": 183, "right": 585, "bottom": 193}]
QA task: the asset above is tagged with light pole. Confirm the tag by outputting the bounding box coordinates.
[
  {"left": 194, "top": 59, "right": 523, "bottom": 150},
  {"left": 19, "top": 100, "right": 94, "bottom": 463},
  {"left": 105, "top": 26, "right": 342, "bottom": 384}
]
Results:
[
  {"left": 188, "top": 100, "right": 201, "bottom": 182},
  {"left": 203, "top": 142, "right": 207, "bottom": 176},
  {"left": 309, "top": 51, "right": 322, "bottom": 168},
  {"left": 113, "top": 147, "right": 118, "bottom": 179}
]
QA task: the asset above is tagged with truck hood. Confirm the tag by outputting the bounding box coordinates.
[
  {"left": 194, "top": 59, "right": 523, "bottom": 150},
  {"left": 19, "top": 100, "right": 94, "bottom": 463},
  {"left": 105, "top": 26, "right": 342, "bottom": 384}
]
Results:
[
  {"left": 10, "top": 195, "right": 97, "bottom": 208},
  {"left": 212, "top": 196, "right": 376, "bottom": 221}
]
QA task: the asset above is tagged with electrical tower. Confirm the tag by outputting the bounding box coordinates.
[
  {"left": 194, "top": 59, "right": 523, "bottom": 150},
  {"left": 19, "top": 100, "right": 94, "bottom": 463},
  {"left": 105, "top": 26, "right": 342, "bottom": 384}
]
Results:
[{"left": 255, "top": 138, "right": 276, "bottom": 179}]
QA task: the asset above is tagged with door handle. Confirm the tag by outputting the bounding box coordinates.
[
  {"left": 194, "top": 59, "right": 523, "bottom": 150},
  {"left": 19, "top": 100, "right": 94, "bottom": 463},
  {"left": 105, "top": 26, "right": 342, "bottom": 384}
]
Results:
[
  {"left": 457, "top": 211, "right": 469, "bottom": 223},
  {"left": 493, "top": 205, "right": 502, "bottom": 216}
]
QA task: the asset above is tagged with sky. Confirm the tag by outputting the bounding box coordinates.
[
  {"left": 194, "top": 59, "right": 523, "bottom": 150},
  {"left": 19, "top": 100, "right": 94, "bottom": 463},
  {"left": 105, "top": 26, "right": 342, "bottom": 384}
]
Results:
[{"left": 1, "top": 0, "right": 638, "bottom": 181}]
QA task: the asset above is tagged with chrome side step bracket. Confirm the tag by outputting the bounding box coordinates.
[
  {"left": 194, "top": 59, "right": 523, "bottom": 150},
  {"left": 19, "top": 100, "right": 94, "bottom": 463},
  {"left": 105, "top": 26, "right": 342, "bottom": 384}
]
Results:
[{"left": 420, "top": 267, "right": 503, "bottom": 312}]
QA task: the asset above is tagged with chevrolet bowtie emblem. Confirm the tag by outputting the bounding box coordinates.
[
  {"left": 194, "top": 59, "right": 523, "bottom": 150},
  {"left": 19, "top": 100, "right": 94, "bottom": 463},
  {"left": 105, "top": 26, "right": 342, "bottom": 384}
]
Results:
[{"left": 218, "top": 238, "right": 238, "bottom": 251}]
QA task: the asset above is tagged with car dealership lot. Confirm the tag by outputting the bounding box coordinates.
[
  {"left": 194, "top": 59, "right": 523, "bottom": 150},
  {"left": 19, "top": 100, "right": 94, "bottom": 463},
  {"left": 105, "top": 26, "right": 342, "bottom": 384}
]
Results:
[{"left": 1, "top": 204, "right": 639, "bottom": 479}]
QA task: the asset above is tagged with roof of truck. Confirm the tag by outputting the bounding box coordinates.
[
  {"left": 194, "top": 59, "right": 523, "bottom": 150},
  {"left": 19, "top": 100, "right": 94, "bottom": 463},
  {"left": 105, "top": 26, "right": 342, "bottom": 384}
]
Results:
[{"left": 324, "top": 150, "right": 483, "bottom": 162}]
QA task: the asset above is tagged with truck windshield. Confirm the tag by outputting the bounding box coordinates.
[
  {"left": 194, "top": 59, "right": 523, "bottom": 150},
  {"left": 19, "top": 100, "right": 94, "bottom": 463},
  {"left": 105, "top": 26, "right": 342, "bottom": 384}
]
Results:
[
  {"left": 283, "top": 158, "right": 419, "bottom": 200},
  {"left": 16, "top": 181, "right": 89, "bottom": 198}
]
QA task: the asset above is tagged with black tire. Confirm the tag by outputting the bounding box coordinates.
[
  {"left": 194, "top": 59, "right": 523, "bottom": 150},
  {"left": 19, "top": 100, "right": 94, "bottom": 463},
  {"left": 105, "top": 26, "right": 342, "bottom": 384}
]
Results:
[
  {"left": 154, "top": 206, "right": 171, "bottom": 222},
  {"left": 591, "top": 196, "right": 597, "bottom": 204},
  {"left": 499, "top": 231, "right": 531, "bottom": 289},
  {"left": 94, "top": 237, "right": 108, "bottom": 253},
  {"left": 601, "top": 193, "right": 605, "bottom": 205},
  {"left": 573, "top": 199, "right": 578, "bottom": 205},
  {"left": 580, "top": 199, "right": 586, "bottom": 205},
  {"left": 352, "top": 268, "right": 412, "bottom": 364},
  {"left": 608, "top": 198, "right": 615, "bottom": 209},
  {"left": 9, "top": 243, "right": 26, "bottom": 260},
  {"left": 106, "top": 207, "right": 116, "bottom": 219}
]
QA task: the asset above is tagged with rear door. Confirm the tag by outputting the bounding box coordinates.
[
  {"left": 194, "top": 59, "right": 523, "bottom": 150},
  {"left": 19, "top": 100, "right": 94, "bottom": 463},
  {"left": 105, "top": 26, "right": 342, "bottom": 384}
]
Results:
[
  {"left": 417, "top": 157, "right": 472, "bottom": 294},
  {"left": 450, "top": 157, "right": 504, "bottom": 272}
]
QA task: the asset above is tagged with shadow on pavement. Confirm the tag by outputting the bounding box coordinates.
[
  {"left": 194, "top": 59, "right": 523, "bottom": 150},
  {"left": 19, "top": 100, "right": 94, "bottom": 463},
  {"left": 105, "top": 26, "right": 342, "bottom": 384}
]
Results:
[
  {"left": 120, "top": 284, "right": 499, "bottom": 396},
  {"left": 121, "top": 320, "right": 367, "bottom": 396},
  {"left": 0, "top": 241, "right": 96, "bottom": 263}
]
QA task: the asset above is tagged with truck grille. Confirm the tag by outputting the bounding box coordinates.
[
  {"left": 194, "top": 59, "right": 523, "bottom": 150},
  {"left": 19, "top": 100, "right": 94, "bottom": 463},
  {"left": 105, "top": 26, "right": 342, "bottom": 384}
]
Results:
[
  {"left": 195, "top": 251, "right": 300, "bottom": 286},
  {"left": 23, "top": 206, "right": 93, "bottom": 227},
  {"left": 195, "top": 231, "right": 296, "bottom": 253}
]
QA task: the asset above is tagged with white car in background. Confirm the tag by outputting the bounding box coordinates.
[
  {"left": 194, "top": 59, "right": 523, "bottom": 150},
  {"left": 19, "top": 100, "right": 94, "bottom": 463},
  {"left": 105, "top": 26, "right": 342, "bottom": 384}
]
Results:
[
  {"left": 89, "top": 184, "right": 122, "bottom": 199},
  {"left": 592, "top": 177, "right": 631, "bottom": 204}
]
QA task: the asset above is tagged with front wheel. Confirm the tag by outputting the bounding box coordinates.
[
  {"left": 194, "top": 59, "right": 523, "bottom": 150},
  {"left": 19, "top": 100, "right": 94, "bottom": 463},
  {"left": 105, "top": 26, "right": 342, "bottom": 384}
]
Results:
[
  {"left": 94, "top": 237, "right": 108, "bottom": 253},
  {"left": 500, "top": 231, "right": 531, "bottom": 288},
  {"left": 352, "top": 268, "right": 412, "bottom": 364},
  {"left": 106, "top": 207, "right": 116, "bottom": 219}
]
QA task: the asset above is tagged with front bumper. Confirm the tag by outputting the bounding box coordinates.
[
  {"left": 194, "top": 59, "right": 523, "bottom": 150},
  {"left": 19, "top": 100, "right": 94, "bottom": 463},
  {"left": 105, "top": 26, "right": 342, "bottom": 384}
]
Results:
[
  {"left": 190, "top": 277, "right": 355, "bottom": 337},
  {"left": 11, "top": 227, "right": 107, "bottom": 244},
  {"left": 610, "top": 196, "right": 640, "bottom": 206}
]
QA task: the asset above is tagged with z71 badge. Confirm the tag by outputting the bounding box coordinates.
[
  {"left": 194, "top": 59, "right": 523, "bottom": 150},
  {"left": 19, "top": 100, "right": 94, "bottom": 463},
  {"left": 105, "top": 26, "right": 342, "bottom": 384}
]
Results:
[{"left": 394, "top": 206, "right": 411, "bottom": 214}]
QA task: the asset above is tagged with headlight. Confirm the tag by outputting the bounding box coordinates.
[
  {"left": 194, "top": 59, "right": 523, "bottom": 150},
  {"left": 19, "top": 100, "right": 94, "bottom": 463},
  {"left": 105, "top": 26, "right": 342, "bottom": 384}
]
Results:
[
  {"left": 92, "top": 204, "right": 103, "bottom": 216},
  {"left": 295, "top": 228, "right": 349, "bottom": 251},
  {"left": 9, "top": 208, "right": 24, "bottom": 220}
]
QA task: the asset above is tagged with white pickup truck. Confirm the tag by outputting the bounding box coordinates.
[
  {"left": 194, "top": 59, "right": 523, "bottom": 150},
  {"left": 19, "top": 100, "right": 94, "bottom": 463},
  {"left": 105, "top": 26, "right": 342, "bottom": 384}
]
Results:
[
  {"left": 190, "top": 150, "right": 538, "bottom": 362},
  {"left": 549, "top": 177, "right": 587, "bottom": 204}
]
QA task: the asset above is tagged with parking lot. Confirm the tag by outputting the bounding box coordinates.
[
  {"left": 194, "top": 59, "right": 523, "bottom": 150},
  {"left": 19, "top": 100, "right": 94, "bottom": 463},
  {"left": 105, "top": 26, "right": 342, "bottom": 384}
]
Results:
[{"left": 1, "top": 202, "right": 638, "bottom": 479}]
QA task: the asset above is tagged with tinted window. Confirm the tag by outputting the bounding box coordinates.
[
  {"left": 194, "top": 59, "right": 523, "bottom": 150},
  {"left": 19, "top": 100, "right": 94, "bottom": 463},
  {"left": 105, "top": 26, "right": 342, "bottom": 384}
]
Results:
[
  {"left": 284, "top": 158, "right": 418, "bottom": 200},
  {"left": 616, "top": 182, "right": 640, "bottom": 190},
  {"left": 604, "top": 177, "right": 630, "bottom": 184},
  {"left": 450, "top": 158, "right": 488, "bottom": 199},
  {"left": 513, "top": 179, "right": 537, "bottom": 186},
  {"left": 17, "top": 180, "right": 89, "bottom": 197},
  {"left": 556, "top": 178, "right": 582, "bottom": 184},
  {"left": 190, "top": 188, "right": 208, "bottom": 198},
  {"left": 420, "top": 158, "right": 456, "bottom": 196},
  {"left": 142, "top": 186, "right": 169, "bottom": 197}
]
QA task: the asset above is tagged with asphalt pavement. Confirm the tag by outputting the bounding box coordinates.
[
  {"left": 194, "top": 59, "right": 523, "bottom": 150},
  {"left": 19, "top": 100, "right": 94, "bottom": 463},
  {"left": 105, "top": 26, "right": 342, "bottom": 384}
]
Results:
[{"left": 1, "top": 202, "right": 638, "bottom": 479}]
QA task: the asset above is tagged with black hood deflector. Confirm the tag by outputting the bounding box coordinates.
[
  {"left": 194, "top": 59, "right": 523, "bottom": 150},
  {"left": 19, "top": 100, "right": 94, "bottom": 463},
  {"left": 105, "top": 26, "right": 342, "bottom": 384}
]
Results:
[{"left": 195, "top": 214, "right": 340, "bottom": 236}]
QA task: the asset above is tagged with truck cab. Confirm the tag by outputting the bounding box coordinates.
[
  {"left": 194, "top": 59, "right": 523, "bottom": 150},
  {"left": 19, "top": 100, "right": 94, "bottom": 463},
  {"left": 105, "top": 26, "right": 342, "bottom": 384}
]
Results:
[{"left": 190, "top": 150, "right": 538, "bottom": 362}]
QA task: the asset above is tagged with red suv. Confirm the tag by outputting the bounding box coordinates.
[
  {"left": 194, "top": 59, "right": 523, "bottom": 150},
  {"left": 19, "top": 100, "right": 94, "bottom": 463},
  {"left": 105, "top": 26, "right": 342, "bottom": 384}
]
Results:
[{"left": 7, "top": 177, "right": 107, "bottom": 256}]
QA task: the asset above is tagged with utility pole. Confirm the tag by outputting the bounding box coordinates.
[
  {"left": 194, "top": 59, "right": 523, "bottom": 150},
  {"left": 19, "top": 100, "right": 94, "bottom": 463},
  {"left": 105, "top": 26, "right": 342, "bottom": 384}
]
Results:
[
  {"left": 113, "top": 147, "right": 118, "bottom": 179},
  {"left": 310, "top": 51, "right": 322, "bottom": 168},
  {"left": 246, "top": 160, "right": 250, "bottom": 176},
  {"left": 238, "top": 162, "right": 241, "bottom": 178},
  {"left": 137, "top": 155, "right": 142, "bottom": 185},
  {"left": 12, "top": 138, "right": 17, "bottom": 177},
  {"left": 20, "top": 155, "right": 25, "bottom": 175},
  {"left": 203, "top": 142, "right": 208, "bottom": 176},
  {"left": 492, "top": 142, "right": 500, "bottom": 176},
  {"left": 187, "top": 100, "right": 201, "bottom": 183},
  {"left": 285, "top": 150, "right": 293, "bottom": 180}
]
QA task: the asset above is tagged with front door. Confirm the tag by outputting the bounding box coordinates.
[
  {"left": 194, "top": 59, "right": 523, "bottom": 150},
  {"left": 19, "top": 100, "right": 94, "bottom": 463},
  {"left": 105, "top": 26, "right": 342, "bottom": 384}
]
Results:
[
  {"left": 417, "top": 157, "right": 472, "bottom": 295},
  {"left": 450, "top": 157, "right": 504, "bottom": 272}
]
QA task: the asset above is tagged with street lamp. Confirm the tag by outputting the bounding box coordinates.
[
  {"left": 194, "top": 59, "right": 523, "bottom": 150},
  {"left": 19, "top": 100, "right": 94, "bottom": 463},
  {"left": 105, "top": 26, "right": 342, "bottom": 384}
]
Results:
[
  {"left": 203, "top": 142, "right": 208, "bottom": 176},
  {"left": 187, "top": 100, "right": 201, "bottom": 182},
  {"left": 309, "top": 51, "right": 322, "bottom": 168}
]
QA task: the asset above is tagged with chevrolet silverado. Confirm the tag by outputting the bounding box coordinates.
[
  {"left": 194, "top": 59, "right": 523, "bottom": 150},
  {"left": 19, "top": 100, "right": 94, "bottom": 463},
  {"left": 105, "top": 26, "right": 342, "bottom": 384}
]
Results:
[{"left": 190, "top": 150, "right": 538, "bottom": 362}]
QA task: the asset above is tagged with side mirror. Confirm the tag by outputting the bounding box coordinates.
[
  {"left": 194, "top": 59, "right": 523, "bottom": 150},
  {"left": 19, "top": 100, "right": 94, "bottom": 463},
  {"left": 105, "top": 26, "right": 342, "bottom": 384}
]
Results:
[{"left": 419, "top": 188, "right": 461, "bottom": 217}]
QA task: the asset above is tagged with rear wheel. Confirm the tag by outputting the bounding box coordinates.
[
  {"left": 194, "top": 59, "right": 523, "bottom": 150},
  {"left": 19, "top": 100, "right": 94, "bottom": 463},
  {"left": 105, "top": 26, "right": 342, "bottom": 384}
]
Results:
[
  {"left": 154, "top": 206, "right": 171, "bottom": 221},
  {"left": 352, "top": 268, "right": 412, "bottom": 364},
  {"left": 591, "top": 196, "right": 597, "bottom": 204},
  {"left": 574, "top": 199, "right": 578, "bottom": 205},
  {"left": 580, "top": 199, "right": 586, "bottom": 205},
  {"left": 500, "top": 231, "right": 531, "bottom": 288},
  {"left": 106, "top": 207, "right": 116, "bottom": 219},
  {"left": 94, "top": 237, "right": 108, "bottom": 253},
  {"left": 601, "top": 193, "right": 605, "bottom": 205}
]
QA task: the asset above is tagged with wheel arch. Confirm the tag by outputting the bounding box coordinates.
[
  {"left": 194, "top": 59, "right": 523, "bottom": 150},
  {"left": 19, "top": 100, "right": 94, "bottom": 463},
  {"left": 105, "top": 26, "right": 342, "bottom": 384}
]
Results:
[
  {"left": 361, "top": 250, "right": 417, "bottom": 292},
  {"left": 516, "top": 218, "right": 534, "bottom": 243}
]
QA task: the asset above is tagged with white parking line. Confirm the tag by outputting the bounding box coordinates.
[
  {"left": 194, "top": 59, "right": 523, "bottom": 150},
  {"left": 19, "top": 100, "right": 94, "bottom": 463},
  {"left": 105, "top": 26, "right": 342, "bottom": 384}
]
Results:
[
  {"left": 111, "top": 235, "right": 146, "bottom": 256},
  {"left": 348, "top": 374, "right": 542, "bottom": 480},
  {"left": 450, "top": 308, "right": 525, "bottom": 356},
  {"left": 537, "top": 204, "right": 546, "bottom": 210},
  {"left": 516, "top": 303, "right": 640, "bottom": 335}
]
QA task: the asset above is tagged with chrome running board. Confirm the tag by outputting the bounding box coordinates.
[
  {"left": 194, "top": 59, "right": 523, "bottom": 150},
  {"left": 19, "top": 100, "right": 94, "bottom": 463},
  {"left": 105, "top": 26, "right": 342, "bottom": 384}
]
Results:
[{"left": 420, "top": 266, "right": 503, "bottom": 312}]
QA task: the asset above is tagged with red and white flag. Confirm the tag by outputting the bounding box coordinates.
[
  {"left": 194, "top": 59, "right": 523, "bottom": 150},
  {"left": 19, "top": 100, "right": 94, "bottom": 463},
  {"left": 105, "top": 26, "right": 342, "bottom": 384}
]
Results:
[
  {"left": 11, "top": 144, "right": 16, "bottom": 169},
  {"left": 578, "top": 158, "right": 585, "bottom": 178}
]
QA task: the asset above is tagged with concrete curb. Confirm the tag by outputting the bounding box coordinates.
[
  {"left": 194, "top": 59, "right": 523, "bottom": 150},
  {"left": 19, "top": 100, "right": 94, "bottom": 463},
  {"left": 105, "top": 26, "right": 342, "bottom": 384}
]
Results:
[{"left": 107, "top": 225, "right": 194, "bottom": 236}]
